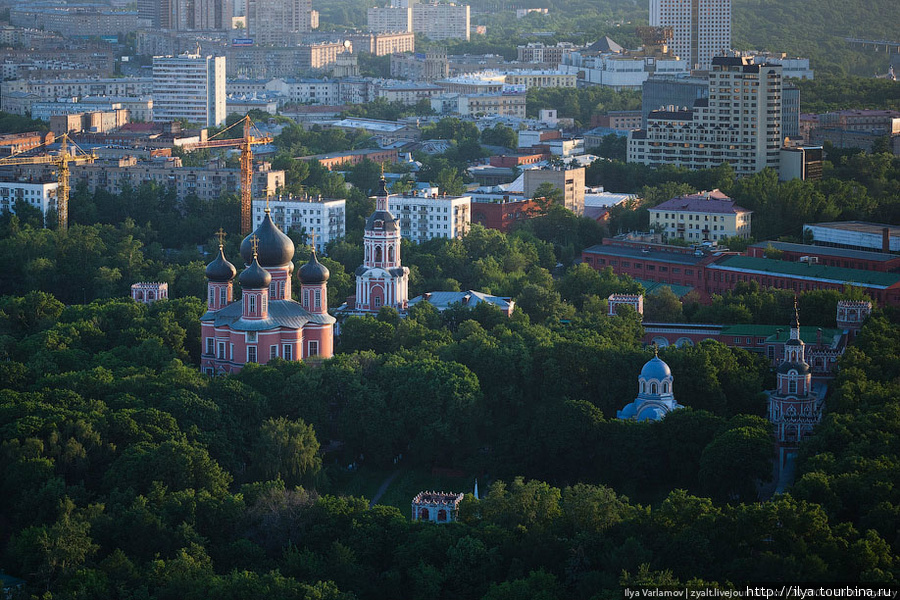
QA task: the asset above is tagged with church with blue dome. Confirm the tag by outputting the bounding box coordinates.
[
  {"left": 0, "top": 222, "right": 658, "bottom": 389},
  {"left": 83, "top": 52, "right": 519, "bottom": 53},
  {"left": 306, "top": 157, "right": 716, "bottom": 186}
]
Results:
[{"left": 617, "top": 349, "right": 683, "bottom": 421}]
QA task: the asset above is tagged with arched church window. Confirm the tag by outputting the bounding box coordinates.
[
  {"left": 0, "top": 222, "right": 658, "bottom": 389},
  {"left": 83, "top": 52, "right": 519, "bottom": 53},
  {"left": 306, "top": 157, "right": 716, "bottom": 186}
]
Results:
[
  {"left": 365, "top": 246, "right": 370, "bottom": 261},
  {"left": 650, "top": 383, "right": 658, "bottom": 394},
  {"left": 136, "top": 291, "right": 144, "bottom": 300},
  {"left": 662, "top": 382, "right": 668, "bottom": 393},
  {"left": 219, "top": 288, "right": 227, "bottom": 306},
  {"left": 248, "top": 294, "right": 257, "bottom": 315},
  {"left": 418, "top": 508, "right": 429, "bottom": 520},
  {"left": 388, "top": 245, "right": 395, "bottom": 262},
  {"left": 375, "top": 246, "right": 383, "bottom": 263},
  {"left": 437, "top": 509, "right": 447, "bottom": 522},
  {"left": 789, "top": 379, "right": 797, "bottom": 394},
  {"left": 148, "top": 291, "right": 155, "bottom": 300},
  {"left": 641, "top": 382, "right": 646, "bottom": 393}
]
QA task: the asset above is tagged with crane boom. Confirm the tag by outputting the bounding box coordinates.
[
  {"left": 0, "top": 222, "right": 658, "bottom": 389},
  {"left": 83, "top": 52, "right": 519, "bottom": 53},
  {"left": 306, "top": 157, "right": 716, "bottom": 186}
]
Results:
[
  {"left": 0, "top": 133, "right": 95, "bottom": 231},
  {"left": 179, "top": 115, "right": 272, "bottom": 234}
]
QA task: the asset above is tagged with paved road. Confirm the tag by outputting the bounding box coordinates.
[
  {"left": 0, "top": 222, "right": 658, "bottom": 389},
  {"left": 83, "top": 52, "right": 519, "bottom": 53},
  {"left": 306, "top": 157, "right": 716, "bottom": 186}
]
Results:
[{"left": 369, "top": 469, "right": 401, "bottom": 507}]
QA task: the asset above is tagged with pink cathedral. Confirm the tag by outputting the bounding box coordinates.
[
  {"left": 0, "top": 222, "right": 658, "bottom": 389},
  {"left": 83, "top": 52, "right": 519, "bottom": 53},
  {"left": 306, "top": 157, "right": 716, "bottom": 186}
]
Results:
[
  {"left": 767, "top": 302, "right": 822, "bottom": 468},
  {"left": 341, "top": 177, "right": 410, "bottom": 314},
  {"left": 200, "top": 211, "right": 335, "bottom": 375}
]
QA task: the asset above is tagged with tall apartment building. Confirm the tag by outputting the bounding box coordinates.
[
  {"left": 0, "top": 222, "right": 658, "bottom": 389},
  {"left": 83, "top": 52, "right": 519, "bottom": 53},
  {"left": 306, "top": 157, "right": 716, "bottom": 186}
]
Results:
[
  {"left": 387, "top": 192, "right": 471, "bottom": 243},
  {"left": 368, "top": 2, "right": 470, "bottom": 41},
  {"left": 411, "top": 3, "right": 470, "bottom": 41},
  {"left": 628, "top": 56, "right": 783, "bottom": 175},
  {"left": 649, "top": 0, "right": 731, "bottom": 70},
  {"left": 523, "top": 166, "right": 585, "bottom": 215},
  {"left": 367, "top": 7, "right": 413, "bottom": 35},
  {"left": 152, "top": 51, "right": 226, "bottom": 127},
  {"left": 140, "top": 0, "right": 233, "bottom": 30},
  {"left": 253, "top": 195, "right": 346, "bottom": 251},
  {"left": 247, "top": 0, "right": 315, "bottom": 46},
  {"left": 0, "top": 180, "right": 58, "bottom": 222}
]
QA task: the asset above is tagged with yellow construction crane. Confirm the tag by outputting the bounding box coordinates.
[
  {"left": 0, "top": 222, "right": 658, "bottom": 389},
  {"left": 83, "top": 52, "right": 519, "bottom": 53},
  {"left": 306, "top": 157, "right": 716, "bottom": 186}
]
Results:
[
  {"left": 182, "top": 115, "right": 273, "bottom": 235},
  {"left": 0, "top": 133, "right": 96, "bottom": 231}
]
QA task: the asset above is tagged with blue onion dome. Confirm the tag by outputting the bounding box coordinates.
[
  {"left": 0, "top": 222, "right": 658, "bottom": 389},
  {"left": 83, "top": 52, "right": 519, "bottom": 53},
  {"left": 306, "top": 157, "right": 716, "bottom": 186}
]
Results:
[
  {"left": 206, "top": 245, "right": 236, "bottom": 282},
  {"left": 240, "top": 210, "right": 295, "bottom": 267},
  {"left": 299, "top": 250, "right": 330, "bottom": 284},
  {"left": 640, "top": 356, "right": 672, "bottom": 380},
  {"left": 239, "top": 255, "right": 272, "bottom": 289}
]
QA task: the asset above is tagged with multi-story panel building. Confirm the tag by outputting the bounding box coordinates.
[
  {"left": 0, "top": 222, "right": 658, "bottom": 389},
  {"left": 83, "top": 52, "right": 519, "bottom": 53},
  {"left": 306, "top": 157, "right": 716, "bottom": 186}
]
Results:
[
  {"left": 390, "top": 50, "right": 449, "bottom": 81},
  {"left": 367, "top": 6, "right": 413, "bottom": 34},
  {"left": 411, "top": 3, "right": 470, "bottom": 41},
  {"left": 252, "top": 195, "right": 346, "bottom": 251},
  {"left": 782, "top": 84, "right": 800, "bottom": 140},
  {"left": 247, "top": 0, "right": 315, "bottom": 46},
  {"left": 153, "top": 52, "right": 226, "bottom": 127},
  {"left": 348, "top": 32, "right": 416, "bottom": 56},
  {"left": 0, "top": 179, "right": 58, "bottom": 222},
  {"left": 503, "top": 70, "right": 576, "bottom": 89},
  {"left": 517, "top": 42, "right": 578, "bottom": 66},
  {"left": 649, "top": 0, "right": 731, "bottom": 70},
  {"left": 369, "top": 3, "right": 469, "bottom": 41},
  {"left": 649, "top": 189, "right": 752, "bottom": 242},
  {"left": 628, "top": 56, "right": 783, "bottom": 175},
  {"left": 523, "top": 166, "right": 585, "bottom": 215},
  {"left": 387, "top": 191, "right": 471, "bottom": 243},
  {"left": 10, "top": 157, "right": 284, "bottom": 202},
  {"left": 1, "top": 78, "right": 153, "bottom": 107},
  {"left": 0, "top": 132, "right": 54, "bottom": 156},
  {"left": 375, "top": 82, "right": 444, "bottom": 105},
  {"left": 9, "top": 7, "right": 139, "bottom": 37}
]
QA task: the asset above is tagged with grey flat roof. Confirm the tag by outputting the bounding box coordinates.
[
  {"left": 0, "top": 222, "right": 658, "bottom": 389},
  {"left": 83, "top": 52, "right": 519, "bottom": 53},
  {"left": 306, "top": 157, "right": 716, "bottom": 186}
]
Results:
[
  {"left": 583, "top": 244, "right": 707, "bottom": 265},
  {"left": 806, "top": 221, "right": 900, "bottom": 236},
  {"left": 749, "top": 241, "right": 900, "bottom": 262}
]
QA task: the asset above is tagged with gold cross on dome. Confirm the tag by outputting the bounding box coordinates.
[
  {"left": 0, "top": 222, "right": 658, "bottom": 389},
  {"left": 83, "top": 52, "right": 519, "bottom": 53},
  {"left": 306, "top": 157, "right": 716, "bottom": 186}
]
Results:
[
  {"left": 309, "top": 230, "right": 317, "bottom": 250},
  {"left": 215, "top": 228, "right": 227, "bottom": 246},
  {"left": 250, "top": 234, "right": 260, "bottom": 257}
]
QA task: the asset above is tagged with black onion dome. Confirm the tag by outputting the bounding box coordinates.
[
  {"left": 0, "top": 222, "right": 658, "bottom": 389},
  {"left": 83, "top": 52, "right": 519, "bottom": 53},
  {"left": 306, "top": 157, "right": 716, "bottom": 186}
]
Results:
[
  {"left": 299, "top": 251, "right": 330, "bottom": 284},
  {"left": 365, "top": 210, "right": 399, "bottom": 231},
  {"left": 377, "top": 176, "right": 388, "bottom": 196},
  {"left": 206, "top": 246, "right": 236, "bottom": 282},
  {"left": 777, "top": 361, "right": 810, "bottom": 375},
  {"left": 239, "top": 256, "right": 272, "bottom": 289},
  {"left": 240, "top": 211, "right": 295, "bottom": 267}
]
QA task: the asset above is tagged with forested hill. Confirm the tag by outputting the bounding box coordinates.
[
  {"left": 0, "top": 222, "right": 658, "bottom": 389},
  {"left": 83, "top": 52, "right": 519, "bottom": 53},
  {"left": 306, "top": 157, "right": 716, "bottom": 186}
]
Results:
[{"left": 733, "top": 0, "right": 900, "bottom": 74}]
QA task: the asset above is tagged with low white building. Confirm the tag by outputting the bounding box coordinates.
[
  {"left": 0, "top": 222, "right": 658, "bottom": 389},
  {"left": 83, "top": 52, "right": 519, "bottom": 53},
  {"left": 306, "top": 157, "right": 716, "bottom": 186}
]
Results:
[
  {"left": 386, "top": 191, "right": 471, "bottom": 243},
  {"left": 0, "top": 180, "right": 58, "bottom": 222},
  {"left": 252, "top": 195, "right": 346, "bottom": 252}
]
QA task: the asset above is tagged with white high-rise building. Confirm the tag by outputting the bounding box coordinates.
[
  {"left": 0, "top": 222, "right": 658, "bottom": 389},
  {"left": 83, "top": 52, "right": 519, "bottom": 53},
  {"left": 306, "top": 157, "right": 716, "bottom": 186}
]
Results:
[
  {"left": 252, "top": 195, "right": 346, "bottom": 252},
  {"left": 368, "top": 2, "right": 469, "bottom": 41},
  {"left": 628, "top": 56, "right": 783, "bottom": 175},
  {"left": 649, "top": 0, "right": 731, "bottom": 70},
  {"left": 152, "top": 51, "right": 226, "bottom": 127}
]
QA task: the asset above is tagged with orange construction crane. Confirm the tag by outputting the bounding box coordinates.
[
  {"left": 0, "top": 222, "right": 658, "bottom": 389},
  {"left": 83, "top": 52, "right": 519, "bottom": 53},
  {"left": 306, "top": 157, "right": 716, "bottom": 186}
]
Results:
[
  {"left": 0, "top": 133, "right": 96, "bottom": 231},
  {"left": 182, "top": 115, "right": 273, "bottom": 235}
]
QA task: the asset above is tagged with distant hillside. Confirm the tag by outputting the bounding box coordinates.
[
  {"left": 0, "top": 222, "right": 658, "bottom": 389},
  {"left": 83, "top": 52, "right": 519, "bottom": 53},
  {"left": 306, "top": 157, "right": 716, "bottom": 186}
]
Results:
[{"left": 733, "top": 0, "right": 900, "bottom": 75}]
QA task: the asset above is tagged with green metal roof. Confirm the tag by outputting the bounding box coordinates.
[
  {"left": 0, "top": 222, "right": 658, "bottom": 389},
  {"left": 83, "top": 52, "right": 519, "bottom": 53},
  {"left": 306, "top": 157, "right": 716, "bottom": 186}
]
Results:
[
  {"left": 633, "top": 278, "right": 695, "bottom": 298},
  {"left": 713, "top": 256, "right": 900, "bottom": 288},
  {"left": 720, "top": 324, "right": 842, "bottom": 344}
]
